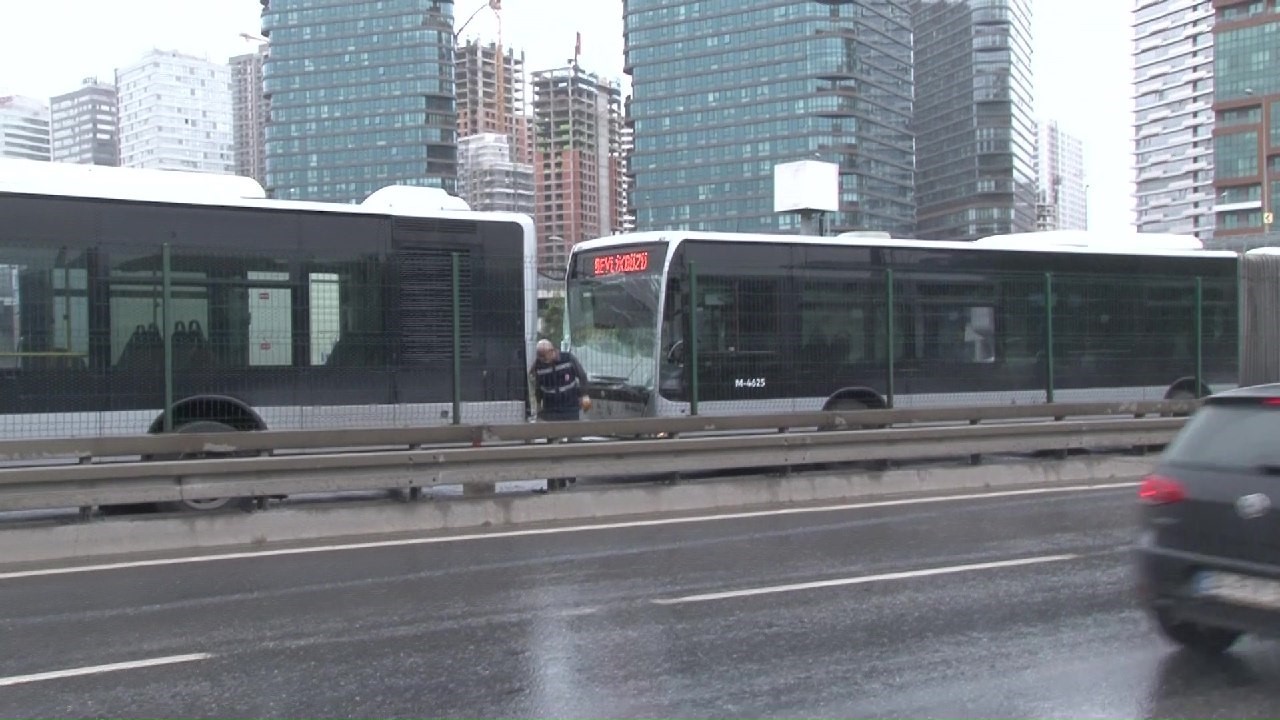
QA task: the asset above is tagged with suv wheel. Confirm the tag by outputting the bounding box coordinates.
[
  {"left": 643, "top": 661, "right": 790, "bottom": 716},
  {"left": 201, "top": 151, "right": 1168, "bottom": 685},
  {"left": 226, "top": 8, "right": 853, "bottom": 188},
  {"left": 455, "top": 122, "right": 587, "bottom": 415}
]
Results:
[{"left": 1155, "top": 611, "right": 1241, "bottom": 655}]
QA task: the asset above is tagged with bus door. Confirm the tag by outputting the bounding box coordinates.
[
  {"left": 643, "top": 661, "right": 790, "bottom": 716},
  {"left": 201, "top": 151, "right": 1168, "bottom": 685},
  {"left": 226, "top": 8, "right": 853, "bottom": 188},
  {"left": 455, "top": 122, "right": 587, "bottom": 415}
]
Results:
[{"left": 692, "top": 276, "right": 782, "bottom": 403}]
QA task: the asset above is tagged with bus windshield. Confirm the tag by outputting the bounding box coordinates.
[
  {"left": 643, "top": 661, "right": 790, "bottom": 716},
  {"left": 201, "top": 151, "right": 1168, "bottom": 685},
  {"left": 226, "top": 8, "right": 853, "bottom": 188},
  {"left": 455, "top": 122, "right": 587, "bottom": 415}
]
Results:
[{"left": 567, "top": 269, "right": 662, "bottom": 390}]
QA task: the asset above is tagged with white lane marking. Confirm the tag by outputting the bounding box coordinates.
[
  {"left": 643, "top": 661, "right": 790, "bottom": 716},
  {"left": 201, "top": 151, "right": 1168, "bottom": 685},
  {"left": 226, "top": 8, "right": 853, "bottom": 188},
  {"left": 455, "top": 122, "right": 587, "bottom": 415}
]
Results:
[
  {"left": 0, "top": 482, "right": 1136, "bottom": 581},
  {"left": 651, "top": 554, "right": 1080, "bottom": 605},
  {"left": 0, "top": 653, "right": 212, "bottom": 688}
]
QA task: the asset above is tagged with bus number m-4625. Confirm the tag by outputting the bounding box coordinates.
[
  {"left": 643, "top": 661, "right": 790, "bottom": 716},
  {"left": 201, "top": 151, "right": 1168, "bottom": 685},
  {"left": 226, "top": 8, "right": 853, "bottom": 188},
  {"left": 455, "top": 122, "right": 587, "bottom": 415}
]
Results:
[{"left": 734, "top": 378, "right": 767, "bottom": 389}]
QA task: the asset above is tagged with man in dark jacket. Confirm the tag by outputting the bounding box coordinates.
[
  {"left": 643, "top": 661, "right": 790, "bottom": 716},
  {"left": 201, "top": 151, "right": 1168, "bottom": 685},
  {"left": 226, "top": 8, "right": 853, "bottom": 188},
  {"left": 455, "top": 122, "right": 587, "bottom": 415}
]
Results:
[{"left": 531, "top": 339, "right": 591, "bottom": 490}]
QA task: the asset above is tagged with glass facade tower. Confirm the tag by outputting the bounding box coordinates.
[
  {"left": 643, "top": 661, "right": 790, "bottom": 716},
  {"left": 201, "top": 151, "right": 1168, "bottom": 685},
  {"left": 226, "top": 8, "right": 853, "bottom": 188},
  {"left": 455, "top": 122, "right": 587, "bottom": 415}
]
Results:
[
  {"left": 1133, "top": 0, "right": 1215, "bottom": 242},
  {"left": 261, "top": 0, "right": 458, "bottom": 202},
  {"left": 623, "top": 0, "right": 915, "bottom": 235},
  {"left": 912, "top": 0, "right": 1037, "bottom": 240},
  {"left": 1211, "top": 0, "right": 1280, "bottom": 246}
]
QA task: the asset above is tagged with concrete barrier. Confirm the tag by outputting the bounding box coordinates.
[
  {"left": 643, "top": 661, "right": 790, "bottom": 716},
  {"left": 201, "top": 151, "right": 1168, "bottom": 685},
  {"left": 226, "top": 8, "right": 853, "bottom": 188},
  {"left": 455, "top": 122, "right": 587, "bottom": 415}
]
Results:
[{"left": 0, "top": 454, "right": 1155, "bottom": 567}]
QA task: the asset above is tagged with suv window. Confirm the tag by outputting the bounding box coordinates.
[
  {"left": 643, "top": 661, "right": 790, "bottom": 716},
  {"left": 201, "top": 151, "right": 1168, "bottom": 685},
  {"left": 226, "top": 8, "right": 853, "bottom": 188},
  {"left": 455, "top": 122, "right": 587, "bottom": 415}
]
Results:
[{"left": 1164, "top": 402, "right": 1280, "bottom": 471}]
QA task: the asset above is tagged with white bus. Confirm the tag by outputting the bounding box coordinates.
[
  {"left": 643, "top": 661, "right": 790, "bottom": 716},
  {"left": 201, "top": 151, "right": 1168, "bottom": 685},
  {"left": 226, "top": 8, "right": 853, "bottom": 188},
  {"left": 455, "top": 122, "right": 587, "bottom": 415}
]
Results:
[
  {"left": 0, "top": 159, "right": 537, "bottom": 507},
  {"left": 565, "top": 230, "right": 1243, "bottom": 419}
]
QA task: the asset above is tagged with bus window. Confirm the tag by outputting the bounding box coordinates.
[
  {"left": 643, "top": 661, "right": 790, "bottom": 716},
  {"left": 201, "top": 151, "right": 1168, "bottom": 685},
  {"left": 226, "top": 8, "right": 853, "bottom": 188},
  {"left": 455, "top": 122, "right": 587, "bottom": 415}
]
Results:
[
  {"left": 5, "top": 248, "right": 90, "bottom": 372},
  {"left": 108, "top": 249, "right": 210, "bottom": 371},
  {"left": 996, "top": 275, "right": 1045, "bottom": 366},
  {"left": 917, "top": 304, "right": 996, "bottom": 363},
  {"left": 107, "top": 248, "right": 306, "bottom": 372},
  {"left": 309, "top": 273, "right": 340, "bottom": 365},
  {"left": 798, "top": 280, "right": 881, "bottom": 365},
  {"left": 965, "top": 307, "right": 996, "bottom": 363},
  {"left": 695, "top": 281, "right": 732, "bottom": 353},
  {"left": 695, "top": 276, "right": 779, "bottom": 354},
  {"left": 311, "top": 256, "right": 387, "bottom": 369},
  {"left": 909, "top": 277, "right": 997, "bottom": 364}
]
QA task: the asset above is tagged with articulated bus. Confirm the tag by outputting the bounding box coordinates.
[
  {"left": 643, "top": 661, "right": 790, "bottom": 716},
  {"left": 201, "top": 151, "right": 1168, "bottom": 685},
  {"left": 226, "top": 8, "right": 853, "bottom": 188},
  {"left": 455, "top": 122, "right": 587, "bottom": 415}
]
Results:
[
  {"left": 0, "top": 160, "right": 536, "bottom": 507},
  {"left": 565, "top": 230, "right": 1260, "bottom": 420}
]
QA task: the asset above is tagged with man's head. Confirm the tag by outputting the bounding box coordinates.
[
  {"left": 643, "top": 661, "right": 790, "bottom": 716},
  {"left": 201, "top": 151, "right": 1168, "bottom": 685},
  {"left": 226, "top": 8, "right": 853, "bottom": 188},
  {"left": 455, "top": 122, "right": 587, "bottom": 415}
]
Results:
[{"left": 536, "top": 339, "right": 558, "bottom": 364}]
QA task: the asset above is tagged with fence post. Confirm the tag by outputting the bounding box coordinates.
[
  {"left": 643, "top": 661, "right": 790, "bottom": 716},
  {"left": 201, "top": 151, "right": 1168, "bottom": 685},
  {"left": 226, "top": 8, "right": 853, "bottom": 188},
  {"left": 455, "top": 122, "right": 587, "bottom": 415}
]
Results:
[
  {"left": 162, "top": 243, "right": 174, "bottom": 433},
  {"left": 1195, "top": 276, "right": 1204, "bottom": 397},
  {"left": 689, "top": 261, "right": 699, "bottom": 416},
  {"left": 451, "top": 252, "right": 462, "bottom": 425},
  {"left": 1044, "top": 272, "right": 1055, "bottom": 405},
  {"left": 885, "top": 268, "right": 895, "bottom": 409}
]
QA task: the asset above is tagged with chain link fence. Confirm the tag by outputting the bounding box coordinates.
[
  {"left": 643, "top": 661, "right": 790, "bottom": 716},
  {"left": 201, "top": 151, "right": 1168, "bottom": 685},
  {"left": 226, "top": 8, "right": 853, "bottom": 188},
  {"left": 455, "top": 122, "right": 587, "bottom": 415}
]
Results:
[
  {"left": 0, "top": 244, "right": 537, "bottom": 439},
  {"left": 1, "top": 236, "right": 1247, "bottom": 440}
]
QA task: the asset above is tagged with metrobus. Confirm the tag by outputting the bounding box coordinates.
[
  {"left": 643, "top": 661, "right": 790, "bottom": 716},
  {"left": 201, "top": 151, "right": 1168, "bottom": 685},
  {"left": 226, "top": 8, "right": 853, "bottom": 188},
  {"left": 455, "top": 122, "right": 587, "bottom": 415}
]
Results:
[
  {"left": 565, "top": 230, "right": 1251, "bottom": 419},
  {"left": 0, "top": 159, "right": 536, "bottom": 507}
]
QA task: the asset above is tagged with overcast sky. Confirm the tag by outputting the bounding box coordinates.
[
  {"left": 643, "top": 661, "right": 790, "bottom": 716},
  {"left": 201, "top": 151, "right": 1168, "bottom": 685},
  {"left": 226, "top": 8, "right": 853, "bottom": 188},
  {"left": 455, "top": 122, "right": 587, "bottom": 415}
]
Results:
[{"left": 1, "top": 0, "right": 1134, "bottom": 231}]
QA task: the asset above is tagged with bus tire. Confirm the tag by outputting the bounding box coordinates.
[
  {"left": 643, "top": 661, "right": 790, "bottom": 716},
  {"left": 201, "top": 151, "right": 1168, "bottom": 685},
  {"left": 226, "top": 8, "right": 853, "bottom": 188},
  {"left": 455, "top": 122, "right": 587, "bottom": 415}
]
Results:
[
  {"left": 823, "top": 396, "right": 887, "bottom": 431},
  {"left": 822, "top": 397, "right": 891, "bottom": 471},
  {"left": 153, "top": 420, "right": 255, "bottom": 513},
  {"left": 1163, "top": 383, "right": 1203, "bottom": 419}
]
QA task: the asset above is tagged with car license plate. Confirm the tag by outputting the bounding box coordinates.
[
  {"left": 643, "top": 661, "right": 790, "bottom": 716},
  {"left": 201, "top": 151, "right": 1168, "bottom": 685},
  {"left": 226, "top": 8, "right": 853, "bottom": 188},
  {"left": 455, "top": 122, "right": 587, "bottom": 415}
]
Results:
[{"left": 1196, "top": 570, "right": 1280, "bottom": 610}]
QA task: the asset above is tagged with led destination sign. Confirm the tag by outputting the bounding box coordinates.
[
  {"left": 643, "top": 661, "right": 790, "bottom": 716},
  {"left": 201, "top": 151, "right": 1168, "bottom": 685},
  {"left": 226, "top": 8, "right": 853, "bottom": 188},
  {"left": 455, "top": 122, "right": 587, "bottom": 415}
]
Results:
[{"left": 591, "top": 250, "right": 651, "bottom": 276}]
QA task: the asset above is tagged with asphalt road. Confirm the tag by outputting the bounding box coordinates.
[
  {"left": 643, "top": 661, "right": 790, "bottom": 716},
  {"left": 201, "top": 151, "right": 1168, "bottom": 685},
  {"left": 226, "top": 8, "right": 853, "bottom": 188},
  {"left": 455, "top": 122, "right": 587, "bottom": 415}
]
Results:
[{"left": 1, "top": 481, "right": 1278, "bottom": 718}]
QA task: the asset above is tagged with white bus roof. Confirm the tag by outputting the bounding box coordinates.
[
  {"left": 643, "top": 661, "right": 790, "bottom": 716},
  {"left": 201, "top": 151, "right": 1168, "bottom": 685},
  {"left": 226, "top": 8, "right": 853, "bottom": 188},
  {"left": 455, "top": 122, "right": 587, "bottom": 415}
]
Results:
[
  {"left": 572, "top": 230, "right": 1240, "bottom": 260},
  {"left": 974, "top": 230, "right": 1206, "bottom": 251},
  {"left": 0, "top": 158, "right": 488, "bottom": 219}
]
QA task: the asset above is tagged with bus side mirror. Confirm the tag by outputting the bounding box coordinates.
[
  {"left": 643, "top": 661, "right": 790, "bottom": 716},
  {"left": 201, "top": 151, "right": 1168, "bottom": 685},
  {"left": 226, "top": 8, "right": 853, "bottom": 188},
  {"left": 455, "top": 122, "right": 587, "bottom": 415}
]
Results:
[{"left": 667, "top": 340, "right": 684, "bottom": 365}]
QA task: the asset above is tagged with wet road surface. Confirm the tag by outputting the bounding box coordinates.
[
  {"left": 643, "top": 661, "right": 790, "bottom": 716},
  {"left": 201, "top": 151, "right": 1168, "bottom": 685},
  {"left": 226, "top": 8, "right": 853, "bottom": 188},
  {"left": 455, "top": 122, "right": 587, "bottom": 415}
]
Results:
[{"left": 1, "top": 482, "right": 1279, "bottom": 718}]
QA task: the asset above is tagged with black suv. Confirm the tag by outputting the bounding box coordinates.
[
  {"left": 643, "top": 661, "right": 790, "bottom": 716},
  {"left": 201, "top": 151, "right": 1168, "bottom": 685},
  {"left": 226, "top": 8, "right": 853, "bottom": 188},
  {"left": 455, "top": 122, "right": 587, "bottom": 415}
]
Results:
[{"left": 1136, "top": 384, "right": 1280, "bottom": 654}]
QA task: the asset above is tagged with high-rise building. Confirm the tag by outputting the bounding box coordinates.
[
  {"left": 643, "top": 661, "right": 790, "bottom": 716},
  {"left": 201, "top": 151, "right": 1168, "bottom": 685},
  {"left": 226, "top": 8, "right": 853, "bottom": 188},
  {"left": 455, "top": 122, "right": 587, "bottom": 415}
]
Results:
[
  {"left": 1036, "top": 120, "right": 1088, "bottom": 230},
  {"left": 115, "top": 50, "right": 234, "bottom": 174},
  {"left": 1133, "top": 0, "right": 1215, "bottom": 241},
  {"left": 913, "top": 0, "right": 1037, "bottom": 240},
  {"left": 531, "top": 64, "right": 624, "bottom": 274},
  {"left": 620, "top": 106, "right": 636, "bottom": 233},
  {"left": 49, "top": 79, "right": 118, "bottom": 166},
  {"left": 1211, "top": 0, "right": 1280, "bottom": 246},
  {"left": 623, "top": 0, "right": 915, "bottom": 235},
  {"left": 457, "top": 133, "right": 535, "bottom": 215},
  {"left": 456, "top": 40, "right": 531, "bottom": 165},
  {"left": 231, "top": 45, "right": 269, "bottom": 184},
  {"left": 0, "top": 95, "right": 51, "bottom": 162},
  {"left": 262, "top": 0, "right": 458, "bottom": 202}
]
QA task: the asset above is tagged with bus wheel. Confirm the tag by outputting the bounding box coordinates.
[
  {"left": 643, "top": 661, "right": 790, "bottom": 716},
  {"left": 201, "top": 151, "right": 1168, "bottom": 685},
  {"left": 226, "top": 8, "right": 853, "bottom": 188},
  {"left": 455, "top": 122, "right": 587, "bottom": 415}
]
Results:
[
  {"left": 155, "top": 420, "right": 255, "bottom": 513},
  {"left": 826, "top": 398, "right": 890, "bottom": 470},
  {"left": 1164, "top": 389, "right": 1196, "bottom": 419},
  {"left": 826, "top": 398, "right": 887, "bottom": 431}
]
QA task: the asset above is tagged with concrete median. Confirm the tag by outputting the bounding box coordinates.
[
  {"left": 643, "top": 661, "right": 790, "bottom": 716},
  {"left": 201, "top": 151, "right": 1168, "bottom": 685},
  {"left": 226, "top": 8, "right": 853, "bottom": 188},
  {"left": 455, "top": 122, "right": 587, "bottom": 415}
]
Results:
[{"left": 0, "top": 453, "right": 1155, "bottom": 567}]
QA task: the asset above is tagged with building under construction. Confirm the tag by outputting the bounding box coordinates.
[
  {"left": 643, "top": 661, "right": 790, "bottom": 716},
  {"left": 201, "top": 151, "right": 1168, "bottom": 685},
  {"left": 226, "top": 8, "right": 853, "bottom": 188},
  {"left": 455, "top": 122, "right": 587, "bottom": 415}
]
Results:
[
  {"left": 457, "top": 133, "right": 534, "bottom": 216},
  {"left": 531, "top": 64, "right": 624, "bottom": 275},
  {"left": 455, "top": 40, "right": 532, "bottom": 168},
  {"left": 230, "top": 44, "right": 269, "bottom": 185}
]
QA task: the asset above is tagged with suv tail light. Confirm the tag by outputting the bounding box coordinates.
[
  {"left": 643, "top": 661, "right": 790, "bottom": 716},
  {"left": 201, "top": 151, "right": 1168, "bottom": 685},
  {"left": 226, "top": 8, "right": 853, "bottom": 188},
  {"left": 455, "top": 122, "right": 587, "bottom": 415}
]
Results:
[{"left": 1139, "top": 474, "right": 1186, "bottom": 505}]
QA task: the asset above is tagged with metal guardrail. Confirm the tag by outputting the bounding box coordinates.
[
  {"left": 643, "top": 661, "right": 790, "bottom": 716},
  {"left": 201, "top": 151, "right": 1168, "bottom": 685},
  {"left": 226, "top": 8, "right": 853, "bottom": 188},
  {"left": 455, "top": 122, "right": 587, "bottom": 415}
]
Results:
[
  {"left": 0, "top": 400, "right": 1194, "bottom": 513},
  {"left": 0, "top": 400, "right": 1197, "bottom": 464}
]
